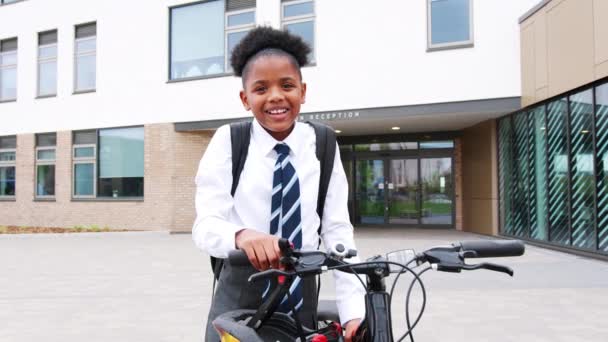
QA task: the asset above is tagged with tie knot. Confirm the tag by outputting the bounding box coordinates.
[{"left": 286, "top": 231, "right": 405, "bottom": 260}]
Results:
[{"left": 274, "top": 143, "right": 290, "bottom": 156}]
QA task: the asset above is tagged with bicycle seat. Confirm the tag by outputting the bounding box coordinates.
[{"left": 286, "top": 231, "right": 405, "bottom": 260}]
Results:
[{"left": 317, "top": 299, "right": 340, "bottom": 322}]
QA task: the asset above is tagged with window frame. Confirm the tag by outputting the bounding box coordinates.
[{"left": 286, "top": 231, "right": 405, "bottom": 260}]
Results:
[
  {"left": 224, "top": 7, "right": 256, "bottom": 72},
  {"left": 72, "top": 143, "right": 97, "bottom": 198},
  {"left": 426, "top": 0, "right": 474, "bottom": 52},
  {"left": 0, "top": 38, "right": 18, "bottom": 102},
  {"left": 37, "top": 31, "right": 58, "bottom": 98},
  {"left": 281, "top": 0, "right": 316, "bottom": 63},
  {"left": 73, "top": 23, "right": 97, "bottom": 93},
  {"left": 35, "top": 146, "right": 56, "bottom": 199},
  {"left": 0, "top": 146, "right": 16, "bottom": 199}
]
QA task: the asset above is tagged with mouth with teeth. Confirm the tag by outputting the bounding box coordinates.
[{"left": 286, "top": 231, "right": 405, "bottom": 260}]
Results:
[{"left": 265, "top": 107, "right": 290, "bottom": 120}]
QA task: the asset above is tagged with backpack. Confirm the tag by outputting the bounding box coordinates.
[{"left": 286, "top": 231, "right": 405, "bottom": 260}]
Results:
[{"left": 211, "top": 120, "right": 337, "bottom": 281}]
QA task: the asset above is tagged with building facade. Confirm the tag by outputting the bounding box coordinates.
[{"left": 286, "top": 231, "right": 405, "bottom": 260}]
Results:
[
  {"left": 497, "top": 0, "right": 608, "bottom": 256},
  {"left": 0, "top": 0, "right": 539, "bottom": 234}
]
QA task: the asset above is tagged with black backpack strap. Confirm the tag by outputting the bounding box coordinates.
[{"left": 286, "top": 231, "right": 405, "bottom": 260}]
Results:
[
  {"left": 210, "top": 121, "right": 252, "bottom": 282},
  {"left": 305, "top": 121, "right": 336, "bottom": 247}
]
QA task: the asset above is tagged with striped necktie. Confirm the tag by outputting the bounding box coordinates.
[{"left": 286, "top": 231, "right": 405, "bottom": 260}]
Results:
[{"left": 269, "top": 143, "right": 303, "bottom": 314}]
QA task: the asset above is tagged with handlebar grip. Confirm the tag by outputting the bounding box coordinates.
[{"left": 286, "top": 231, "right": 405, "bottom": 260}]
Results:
[
  {"left": 457, "top": 240, "right": 525, "bottom": 258},
  {"left": 228, "top": 250, "right": 251, "bottom": 266}
]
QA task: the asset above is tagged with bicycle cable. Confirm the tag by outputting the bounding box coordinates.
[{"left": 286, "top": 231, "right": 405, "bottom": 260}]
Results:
[{"left": 398, "top": 266, "right": 432, "bottom": 342}]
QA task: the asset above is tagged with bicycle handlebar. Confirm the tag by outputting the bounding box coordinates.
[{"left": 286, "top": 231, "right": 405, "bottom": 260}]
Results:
[{"left": 456, "top": 240, "right": 525, "bottom": 258}]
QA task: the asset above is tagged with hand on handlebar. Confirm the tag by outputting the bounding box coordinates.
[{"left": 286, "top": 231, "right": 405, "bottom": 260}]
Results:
[{"left": 235, "top": 229, "right": 281, "bottom": 271}]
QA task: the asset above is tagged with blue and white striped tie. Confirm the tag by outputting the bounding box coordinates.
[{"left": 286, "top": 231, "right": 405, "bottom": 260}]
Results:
[{"left": 269, "top": 143, "right": 303, "bottom": 314}]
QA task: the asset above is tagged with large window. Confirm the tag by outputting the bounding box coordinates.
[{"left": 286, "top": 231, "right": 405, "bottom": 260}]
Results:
[
  {"left": 0, "top": 135, "right": 16, "bottom": 198},
  {"left": 498, "top": 80, "right": 608, "bottom": 255},
  {"left": 427, "top": 0, "right": 473, "bottom": 50},
  {"left": 72, "top": 127, "right": 144, "bottom": 199},
  {"left": 35, "top": 133, "right": 56, "bottom": 198},
  {"left": 38, "top": 30, "right": 57, "bottom": 97},
  {"left": 74, "top": 22, "right": 96, "bottom": 92},
  {"left": 0, "top": 38, "right": 17, "bottom": 101},
  {"left": 170, "top": 0, "right": 256, "bottom": 80},
  {"left": 282, "top": 0, "right": 315, "bottom": 62}
]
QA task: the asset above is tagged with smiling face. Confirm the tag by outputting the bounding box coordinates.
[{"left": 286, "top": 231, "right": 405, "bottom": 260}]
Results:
[{"left": 239, "top": 55, "right": 306, "bottom": 141}]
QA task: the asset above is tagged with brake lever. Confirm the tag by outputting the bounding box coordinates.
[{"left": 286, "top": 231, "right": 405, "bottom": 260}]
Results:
[
  {"left": 248, "top": 269, "right": 292, "bottom": 283},
  {"left": 462, "top": 262, "right": 514, "bottom": 276}
]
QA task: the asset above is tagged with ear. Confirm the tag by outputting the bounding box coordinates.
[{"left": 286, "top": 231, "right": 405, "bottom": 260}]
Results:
[
  {"left": 300, "top": 82, "right": 307, "bottom": 104},
  {"left": 239, "top": 90, "right": 250, "bottom": 111}
]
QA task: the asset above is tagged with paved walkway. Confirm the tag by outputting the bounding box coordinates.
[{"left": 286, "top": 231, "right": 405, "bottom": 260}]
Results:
[{"left": 1, "top": 228, "right": 607, "bottom": 342}]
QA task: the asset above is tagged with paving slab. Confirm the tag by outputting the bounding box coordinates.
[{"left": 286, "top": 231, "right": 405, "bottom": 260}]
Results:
[{"left": 1, "top": 228, "right": 606, "bottom": 341}]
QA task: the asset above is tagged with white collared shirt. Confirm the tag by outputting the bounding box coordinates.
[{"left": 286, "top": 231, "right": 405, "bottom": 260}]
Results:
[{"left": 193, "top": 119, "right": 365, "bottom": 324}]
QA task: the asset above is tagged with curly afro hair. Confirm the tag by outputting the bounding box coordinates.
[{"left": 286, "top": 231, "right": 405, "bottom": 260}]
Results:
[{"left": 230, "top": 26, "right": 311, "bottom": 80}]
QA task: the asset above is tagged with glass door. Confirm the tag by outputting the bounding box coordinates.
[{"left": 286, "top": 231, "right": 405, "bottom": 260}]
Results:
[
  {"left": 388, "top": 159, "right": 419, "bottom": 224},
  {"left": 355, "top": 159, "right": 385, "bottom": 224},
  {"left": 420, "top": 157, "right": 453, "bottom": 225}
]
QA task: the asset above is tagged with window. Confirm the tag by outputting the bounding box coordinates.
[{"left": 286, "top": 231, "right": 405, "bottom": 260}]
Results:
[
  {"left": 0, "top": 38, "right": 17, "bottom": 101},
  {"left": 0, "top": 135, "right": 16, "bottom": 198},
  {"left": 281, "top": 0, "right": 315, "bottom": 62},
  {"left": 1, "top": 0, "right": 22, "bottom": 4},
  {"left": 35, "top": 133, "right": 56, "bottom": 198},
  {"left": 170, "top": 0, "right": 256, "bottom": 80},
  {"left": 427, "top": 0, "right": 473, "bottom": 50},
  {"left": 74, "top": 22, "right": 96, "bottom": 92},
  {"left": 72, "top": 127, "right": 144, "bottom": 199},
  {"left": 38, "top": 30, "right": 57, "bottom": 97}
]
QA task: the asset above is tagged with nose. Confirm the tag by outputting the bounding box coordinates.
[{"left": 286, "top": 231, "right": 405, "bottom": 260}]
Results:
[{"left": 268, "top": 86, "right": 285, "bottom": 103}]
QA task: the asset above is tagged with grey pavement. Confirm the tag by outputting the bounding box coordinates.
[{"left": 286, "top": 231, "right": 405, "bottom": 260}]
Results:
[{"left": 1, "top": 228, "right": 607, "bottom": 342}]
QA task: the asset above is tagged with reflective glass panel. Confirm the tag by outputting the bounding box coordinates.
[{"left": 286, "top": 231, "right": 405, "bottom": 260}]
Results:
[
  {"left": 227, "top": 11, "right": 255, "bottom": 27},
  {"left": 419, "top": 141, "right": 454, "bottom": 149},
  {"left": 0, "top": 67, "right": 17, "bottom": 100},
  {"left": 595, "top": 83, "right": 608, "bottom": 252},
  {"left": 530, "top": 106, "right": 548, "bottom": 241},
  {"left": 36, "top": 164, "right": 55, "bottom": 196},
  {"left": 171, "top": 1, "right": 225, "bottom": 79},
  {"left": 420, "top": 158, "right": 453, "bottom": 225},
  {"left": 284, "top": 1, "right": 314, "bottom": 17},
  {"left": 0, "top": 151, "right": 15, "bottom": 161},
  {"left": 0, "top": 166, "right": 15, "bottom": 196},
  {"left": 226, "top": 30, "right": 249, "bottom": 72},
  {"left": 512, "top": 112, "right": 529, "bottom": 238},
  {"left": 76, "top": 38, "right": 96, "bottom": 53},
  {"left": 354, "top": 142, "right": 417, "bottom": 152},
  {"left": 98, "top": 127, "right": 144, "bottom": 197},
  {"left": 74, "top": 147, "right": 95, "bottom": 158},
  {"left": 547, "top": 98, "right": 570, "bottom": 245},
  {"left": 498, "top": 117, "right": 515, "bottom": 235},
  {"left": 38, "top": 60, "right": 57, "bottom": 96},
  {"left": 74, "top": 163, "right": 94, "bottom": 196},
  {"left": 355, "top": 160, "right": 385, "bottom": 224},
  {"left": 38, "top": 45, "right": 57, "bottom": 59},
  {"left": 388, "top": 159, "right": 419, "bottom": 224},
  {"left": 75, "top": 54, "right": 96, "bottom": 90},
  {"left": 285, "top": 21, "right": 314, "bottom": 61},
  {"left": 37, "top": 149, "right": 56, "bottom": 160},
  {"left": 430, "top": 0, "right": 470, "bottom": 45}
]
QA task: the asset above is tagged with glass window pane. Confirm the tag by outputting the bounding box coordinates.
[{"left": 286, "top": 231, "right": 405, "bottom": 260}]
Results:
[
  {"left": 76, "top": 54, "right": 96, "bottom": 90},
  {"left": 227, "top": 30, "right": 249, "bottom": 72},
  {"left": 37, "top": 149, "right": 56, "bottom": 160},
  {"left": 420, "top": 158, "right": 453, "bottom": 225},
  {"left": 227, "top": 11, "right": 255, "bottom": 27},
  {"left": 498, "top": 117, "right": 515, "bottom": 235},
  {"left": 74, "top": 163, "right": 94, "bottom": 196},
  {"left": 99, "top": 127, "right": 144, "bottom": 197},
  {"left": 0, "top": 67, "right": 17, "bottom": 100},
  {"left": 36, "top": 133, "right": 56, "bottom": 147},
  {"left": 1, "top": 51, "right": 17, "bottom": 65},
  {"left": 512, "top": 112, "right": 530, "bottom": 238},
  {"left": 284, "top": 1, "right": 314, "bottom": 17},
  {"left": 76, "top": 38, "right": 96, "bottom": 53},
  {"left": 0, "top": 151, "right": 15, "bottom": 161},
  {"left": 73, "top": 130, "right": 97, "bottom": 145},
  {"left": 36, "top": 164, "right": 55, "bottom": 196},
  {"left": 171, "top": 1, "right": 225, "bottom": 79},
  {"left": 596, "top": 83, "right": 608, "bottom": 252},
  {"left": 0, "top": 136, "right": 16, "bottom": 148},
  {"left": 74, "top": 146, "right": 95, "bottom": 158},
  {"left": 354, "top": 142, "right": 417, "bottom": 151},
  {"left": 0, "top": 166, "right": 15, "bottom": 196},
  {"left": 420, "top": 141, "right": 454, "bottom": 149},
  {"left": 38, "top": 60, "right": 57, "bottom": 96},
  {"left": 38, "top": 45, "right": 57, "bottom": 59},
  {"left": 547, "top": 98, "right": 570, "bottom": 245},
  {"left": 530, "top": 106, "right": 548, "bottom": 241},
  {"left": 284, "top": 21, "right": 314, "bottom": 61},
  {"left": 569, "top": 90, "right": 594, "bottom": 249},
  {"left": 430, "top": 0, "right": 470, "bottom": 45}
]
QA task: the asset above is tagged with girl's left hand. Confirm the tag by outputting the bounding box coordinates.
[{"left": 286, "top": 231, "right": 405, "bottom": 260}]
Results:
[{"left": 344, "top": 318, "right": 361, "bottom": 342}]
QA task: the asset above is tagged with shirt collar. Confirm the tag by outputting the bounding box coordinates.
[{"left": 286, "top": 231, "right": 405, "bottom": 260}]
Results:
[{"left": 252, "top": 119, "right": 303, "bottom": 157}]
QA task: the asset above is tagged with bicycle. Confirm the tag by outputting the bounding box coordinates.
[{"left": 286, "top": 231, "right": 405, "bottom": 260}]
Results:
[{"left": 212, "top": 237, "right": 525, "bottom": 341}]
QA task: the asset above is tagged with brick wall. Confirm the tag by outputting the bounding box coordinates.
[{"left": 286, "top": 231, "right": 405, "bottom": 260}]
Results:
[{"left": 0, "top": 124, "right": 215, "bottom": 231}]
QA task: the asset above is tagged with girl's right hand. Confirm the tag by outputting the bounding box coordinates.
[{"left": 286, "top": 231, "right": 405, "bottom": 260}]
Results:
[{"left": 235, "top": 229, "right": 281, "bottom": 270}]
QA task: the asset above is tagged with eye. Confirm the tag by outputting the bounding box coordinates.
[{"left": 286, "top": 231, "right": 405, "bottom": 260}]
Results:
[
  {"left": 282, "top": 83, "right": 295, "bottom": 89},
  {"left": 254, "top": 86, "right": 266, "bottom": 93}
]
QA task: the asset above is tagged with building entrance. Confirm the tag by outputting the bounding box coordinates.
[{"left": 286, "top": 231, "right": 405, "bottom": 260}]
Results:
[
  {"left": 354, "top": 157, "right": 453, "bottom": 226},
  {"left": 340, "top": 140, "right": 455, "bottom": 227}
]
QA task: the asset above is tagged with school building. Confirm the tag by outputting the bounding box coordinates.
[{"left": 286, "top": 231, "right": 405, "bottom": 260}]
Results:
[{"left": 2, "top": 0, "right": 605, "bottom": 256}]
